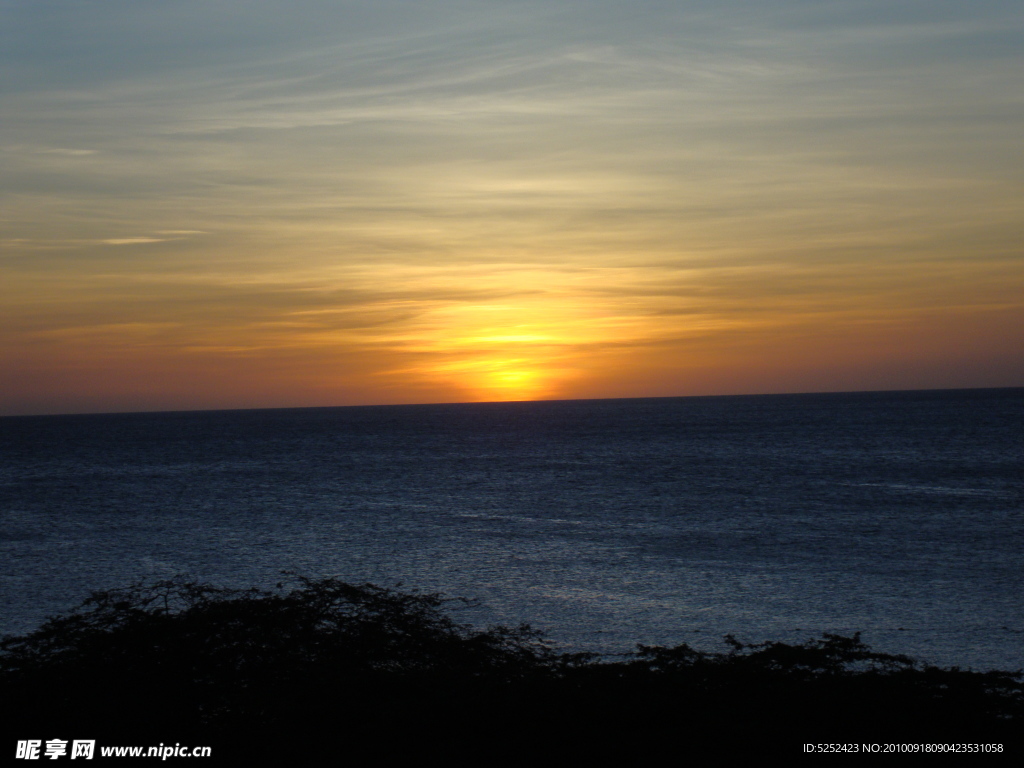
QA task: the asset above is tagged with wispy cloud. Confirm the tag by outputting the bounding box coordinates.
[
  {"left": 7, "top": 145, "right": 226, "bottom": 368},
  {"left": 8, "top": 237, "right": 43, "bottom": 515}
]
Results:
[
  {"left": 101, "top": 238, "right": 168, "bottom": 245},
  {"left": 37, "top": 148, "right": 98, "bottom": 155}
]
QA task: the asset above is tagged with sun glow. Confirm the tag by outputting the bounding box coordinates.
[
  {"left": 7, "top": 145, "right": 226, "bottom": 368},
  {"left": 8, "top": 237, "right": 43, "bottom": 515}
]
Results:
[
  {"left": 412, "top": 354, "right": 550, "bottom": 401},
  {"left": 475, "top": 362, "right": 545, "bottom": 401},
  {"left": 365, "top": 278, "right": 675, "bottom": 402}
]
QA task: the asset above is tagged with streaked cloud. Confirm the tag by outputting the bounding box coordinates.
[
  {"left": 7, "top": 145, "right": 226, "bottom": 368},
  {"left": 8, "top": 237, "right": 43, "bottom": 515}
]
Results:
[
  {"left": 101, "top": 238, "right": 169, "bottom": 245},
  {"left": 37, "top": 148, "right": 98, "bottom": 156}
]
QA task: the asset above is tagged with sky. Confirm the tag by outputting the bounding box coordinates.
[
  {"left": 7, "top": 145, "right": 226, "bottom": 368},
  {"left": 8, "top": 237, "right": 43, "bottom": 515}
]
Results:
[{"left": 2, "top": 0, "right": 1022, "bottom": 415}]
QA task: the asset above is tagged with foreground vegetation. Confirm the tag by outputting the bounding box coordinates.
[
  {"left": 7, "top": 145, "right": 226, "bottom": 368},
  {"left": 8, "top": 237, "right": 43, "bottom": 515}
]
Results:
[{"left": 3, "top": 576, "right": 1021, "bottom": 757}]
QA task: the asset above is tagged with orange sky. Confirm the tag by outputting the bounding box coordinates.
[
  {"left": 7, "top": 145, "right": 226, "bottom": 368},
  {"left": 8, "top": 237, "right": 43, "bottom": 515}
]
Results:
[{"left": 2, "top": 2, "right": 1023, "bottom": 415}]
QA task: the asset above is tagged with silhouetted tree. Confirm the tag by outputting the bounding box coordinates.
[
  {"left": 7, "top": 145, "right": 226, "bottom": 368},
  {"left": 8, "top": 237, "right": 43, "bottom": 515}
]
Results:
[{"left": 3, "top": 576, "right": 1020, "bottom": 758}]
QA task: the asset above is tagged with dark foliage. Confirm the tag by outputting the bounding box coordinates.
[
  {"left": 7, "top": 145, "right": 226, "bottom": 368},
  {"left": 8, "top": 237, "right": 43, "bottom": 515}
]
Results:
[{"left": 3, "top": 576, "right": 1021, "bottom": 758}]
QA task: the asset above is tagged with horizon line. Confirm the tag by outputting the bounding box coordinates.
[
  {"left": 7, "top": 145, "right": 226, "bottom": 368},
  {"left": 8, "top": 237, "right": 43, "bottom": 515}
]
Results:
[{"left": 3, "top": 384, "right": 1021, "bottom": 420}]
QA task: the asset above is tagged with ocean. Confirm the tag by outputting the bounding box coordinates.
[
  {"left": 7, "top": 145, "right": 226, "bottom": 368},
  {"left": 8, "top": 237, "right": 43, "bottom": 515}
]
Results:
[{"left": 1, "top": 388, "right": 1021, "bottom": 670}]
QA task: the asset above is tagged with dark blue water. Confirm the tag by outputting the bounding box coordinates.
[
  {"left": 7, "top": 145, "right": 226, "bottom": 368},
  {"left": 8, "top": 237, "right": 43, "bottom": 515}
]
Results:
[{"left": 1, "top": 389, "right": 1021, "bottom": 670}]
